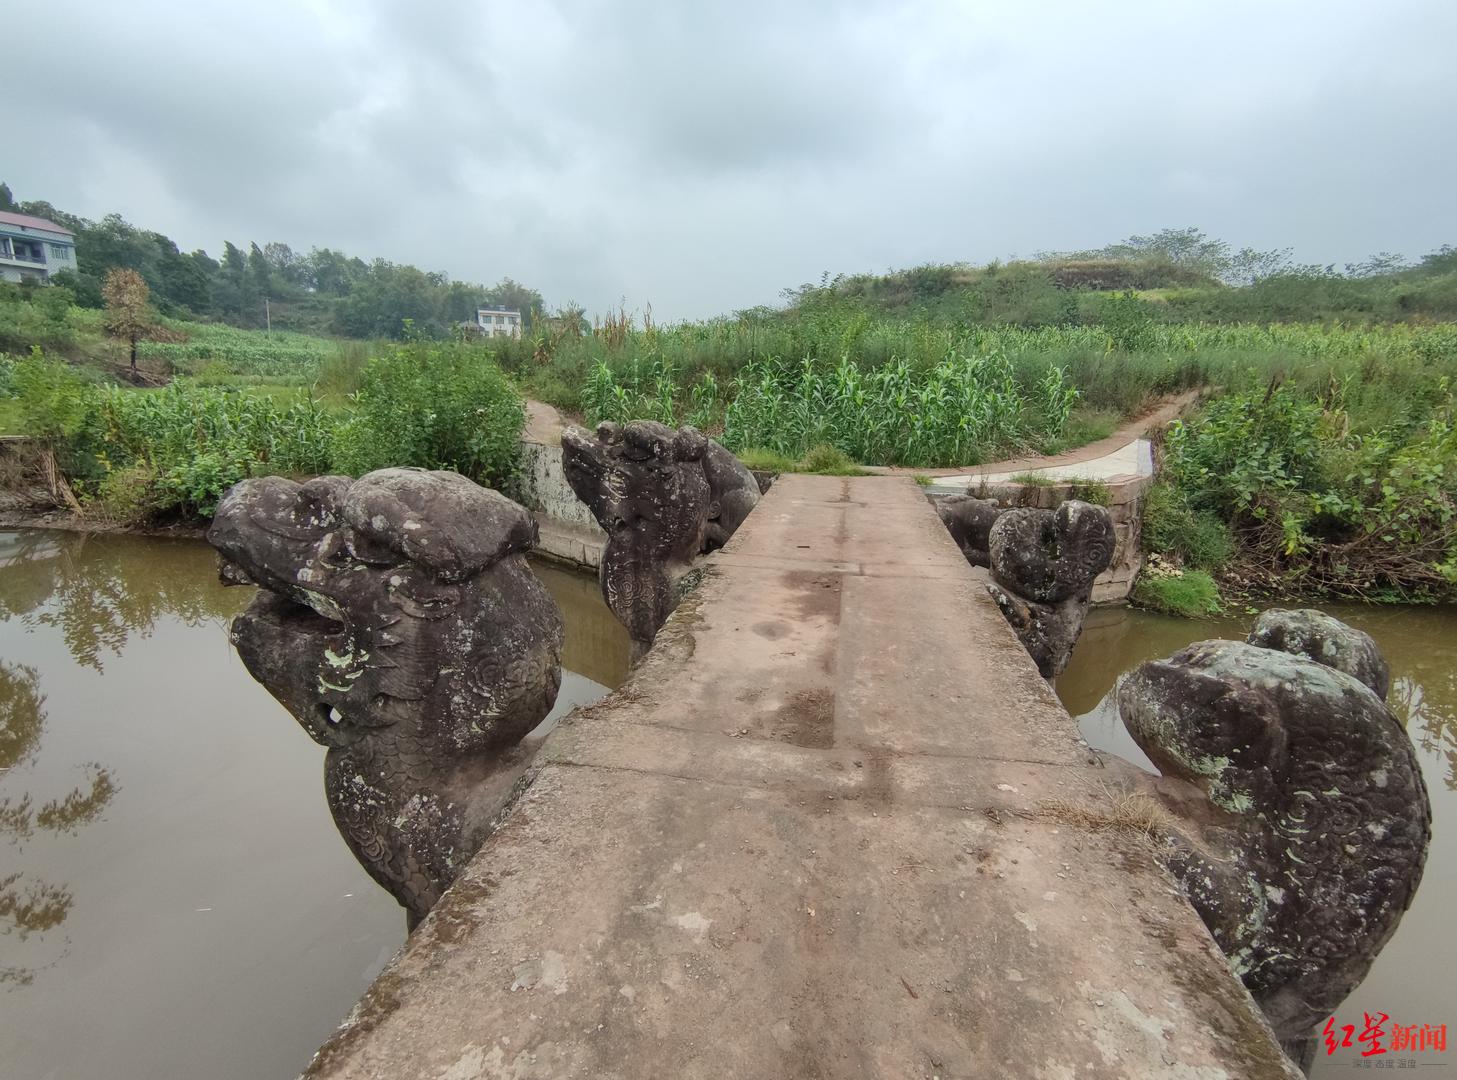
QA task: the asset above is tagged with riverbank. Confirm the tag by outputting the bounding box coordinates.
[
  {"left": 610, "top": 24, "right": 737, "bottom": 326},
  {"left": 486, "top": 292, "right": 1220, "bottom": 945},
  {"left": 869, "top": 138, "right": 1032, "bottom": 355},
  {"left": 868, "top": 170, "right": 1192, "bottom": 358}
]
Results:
[{"left": 0, "top": 506, "right": 208, "bottom": 539}]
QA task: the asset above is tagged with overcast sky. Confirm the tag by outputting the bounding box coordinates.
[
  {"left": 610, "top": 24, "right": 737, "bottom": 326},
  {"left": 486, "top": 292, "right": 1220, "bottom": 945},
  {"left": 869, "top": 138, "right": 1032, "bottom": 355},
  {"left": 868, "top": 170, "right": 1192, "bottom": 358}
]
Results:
[{"left": 9, "top": 0, "right": 1456, "bottom": 319}]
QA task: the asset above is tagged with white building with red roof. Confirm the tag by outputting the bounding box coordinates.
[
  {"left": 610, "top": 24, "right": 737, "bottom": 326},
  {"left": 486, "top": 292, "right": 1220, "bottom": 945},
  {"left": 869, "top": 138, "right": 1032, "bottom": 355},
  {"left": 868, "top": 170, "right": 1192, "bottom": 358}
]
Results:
[{"left": 0, "top": 210, "right": 77, "bottom": 284}]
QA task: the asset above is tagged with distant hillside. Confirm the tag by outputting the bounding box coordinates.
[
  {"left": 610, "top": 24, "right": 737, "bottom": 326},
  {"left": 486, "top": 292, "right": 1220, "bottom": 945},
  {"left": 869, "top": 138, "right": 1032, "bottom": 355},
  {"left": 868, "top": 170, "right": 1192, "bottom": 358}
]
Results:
[
  {"left": 778, "top": 228, "right": 1457, "bottom": 327},
  {"left": 0, "top": 181, "right": 542, "bottom": 340}
]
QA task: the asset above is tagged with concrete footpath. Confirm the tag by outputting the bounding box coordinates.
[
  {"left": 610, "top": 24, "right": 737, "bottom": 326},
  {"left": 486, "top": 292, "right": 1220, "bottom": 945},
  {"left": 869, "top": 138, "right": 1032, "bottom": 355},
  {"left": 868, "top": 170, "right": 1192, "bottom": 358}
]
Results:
[{"left": 306, "top": 475, "right": 1295, "bottom": 1079}]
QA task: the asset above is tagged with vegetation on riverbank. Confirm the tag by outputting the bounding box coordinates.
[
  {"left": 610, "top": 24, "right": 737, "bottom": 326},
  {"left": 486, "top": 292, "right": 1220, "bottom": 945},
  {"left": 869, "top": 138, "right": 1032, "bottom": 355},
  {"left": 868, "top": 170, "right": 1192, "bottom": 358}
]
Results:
[
  {"left": 5, "top": 343, "right": 522, "bottom": 519},
  {"left": 3, "top": 219, "right": 1456, "bottom": 603},
  {"left": 1140, "top": 381, "right": 1457, "bottom": 605}
]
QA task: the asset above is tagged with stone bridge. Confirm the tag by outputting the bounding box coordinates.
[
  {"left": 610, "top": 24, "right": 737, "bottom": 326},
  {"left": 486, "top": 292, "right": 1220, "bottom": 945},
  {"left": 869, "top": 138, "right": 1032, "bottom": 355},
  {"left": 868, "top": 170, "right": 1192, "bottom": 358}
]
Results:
[{"left": 302, "top": 475, "right": 1296, "bottom": 1079}]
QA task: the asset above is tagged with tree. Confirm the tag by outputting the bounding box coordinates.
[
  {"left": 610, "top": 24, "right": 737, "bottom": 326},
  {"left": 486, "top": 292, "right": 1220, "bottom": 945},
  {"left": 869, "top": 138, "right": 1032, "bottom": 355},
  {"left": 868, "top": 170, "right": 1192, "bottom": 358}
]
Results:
[
  {"left": 0, "top": 182, "right": 15, "bottom": 211},
  {"left": 262, "top": 242, "right": 310, "bottom": 290},
  {"left": 1228, "top": 246, "right": 1294, "bottom": 286},
  {"left": 217, "top": 241, "right": 247, "bottom": 319},
  {"left": 77, "top": 213, "right": 159, "bottom": 287},
  {"left": 102, "top": 268, "right": 151, "bottom": 374},
  {"left": 482, "top": 277, "right": 546, "bottom": 330}
]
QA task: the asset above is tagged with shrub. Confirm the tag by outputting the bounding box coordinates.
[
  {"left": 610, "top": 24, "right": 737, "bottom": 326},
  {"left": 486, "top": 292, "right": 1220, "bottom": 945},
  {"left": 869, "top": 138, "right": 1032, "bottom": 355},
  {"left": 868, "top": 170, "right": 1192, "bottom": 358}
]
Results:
[
  {"left": 1141, "top": 481, "right": 1233, "bottom": 570},
  {"left": 1095, "top": 290, "right": 1157, "bottom": 351},
  {"left": 1163, "top": 388, "right": 1328, "bottom": 516},
  {"left": 1157, "top": 384, "right": 1457, "bottom": 597},
  {"left": 796, "top": 444, "right": 867, "bottom": 475},
  {"left": 14, "top": 352, "right": 90, "bottom": 439},
  {"left": 92, "top": 463, "right": 159, "bottom": 525},
  {"left": 736, "top": 447, "right": 796, "bottom": 472},
  {"left": 0, "top": 353, "right": 14, "bottom": 398},
  {"left": 332, "top": 341, "right": 524, "bottom": 487}
]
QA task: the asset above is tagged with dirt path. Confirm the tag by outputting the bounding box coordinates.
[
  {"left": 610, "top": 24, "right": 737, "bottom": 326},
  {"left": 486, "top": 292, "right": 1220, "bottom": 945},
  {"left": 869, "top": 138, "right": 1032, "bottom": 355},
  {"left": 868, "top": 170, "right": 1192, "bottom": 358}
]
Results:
[{"left": 864, "top": 388, "right": 1203, "bottom": 477}]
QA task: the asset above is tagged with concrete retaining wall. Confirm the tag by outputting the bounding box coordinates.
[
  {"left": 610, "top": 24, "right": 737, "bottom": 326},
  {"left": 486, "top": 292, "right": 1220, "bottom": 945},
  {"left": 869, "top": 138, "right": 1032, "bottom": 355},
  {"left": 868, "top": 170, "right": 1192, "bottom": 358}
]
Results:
[{"left": 515, "top": 440, "right": 606, "bottom": 570}]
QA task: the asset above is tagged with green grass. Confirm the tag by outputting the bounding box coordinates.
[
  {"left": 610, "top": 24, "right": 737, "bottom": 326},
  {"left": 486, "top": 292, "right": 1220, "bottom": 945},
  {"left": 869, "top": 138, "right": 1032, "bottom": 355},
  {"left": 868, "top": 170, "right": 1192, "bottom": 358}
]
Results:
[
  {"left": 1004, "top": 473, "right": 1112, "bottom": 504},
  {"left": 1141, "top": 481, "right": 1234, "bottom": 570},
  {"left": 1132, "top": 570, "right": 1222, "bottom": 617},
  {"left": 737, "top": 447, "right": 797, "bottom": 472},
  {"left": 1064, "top": 478, "right": 1113, "bottom": 506},
  {"left": 1009, "top": 471, "right": 1056, "bottom": 486},
  {"left": 1047, "top": 406, "right": 1121, "bottom": 452},
  {"left": 0, "top": 399, "right": 23, "bottom": 435},
  {"left": 734, "top": 444, "right": 871, "bottom": 476},
  {"left": 795, "top": 444, "right": 871, "bottom": 476}
]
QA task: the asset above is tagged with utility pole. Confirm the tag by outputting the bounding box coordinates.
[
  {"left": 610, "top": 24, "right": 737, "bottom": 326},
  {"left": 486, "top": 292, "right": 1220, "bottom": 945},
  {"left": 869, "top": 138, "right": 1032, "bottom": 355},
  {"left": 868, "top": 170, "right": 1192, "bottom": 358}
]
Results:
[{"left": 265, "top": 296, "right": 271, "bottom": 333}]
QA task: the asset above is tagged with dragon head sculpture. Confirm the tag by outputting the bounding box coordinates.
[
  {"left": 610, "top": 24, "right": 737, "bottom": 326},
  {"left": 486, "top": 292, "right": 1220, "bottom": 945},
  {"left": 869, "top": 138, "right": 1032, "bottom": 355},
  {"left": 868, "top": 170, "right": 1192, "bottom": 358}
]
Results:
[
  {"left": 1117, "top": 616, "right": 1430, "bottom": 1062},
  {"left": 562, "top": 420, "right": 758, "bottom": 655},
  {"left": 209, "top": 468, "right": 564, "bottom": 925},
  {"left": 937, "top": 497, "right": 1115, "bottom": 679}
]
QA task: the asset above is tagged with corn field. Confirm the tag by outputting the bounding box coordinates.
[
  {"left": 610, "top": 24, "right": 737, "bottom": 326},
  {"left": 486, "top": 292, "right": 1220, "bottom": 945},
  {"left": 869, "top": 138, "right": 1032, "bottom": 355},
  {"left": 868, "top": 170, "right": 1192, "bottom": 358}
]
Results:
[{"left": 581, "top": 351, "right": 1078, "bottom": 467}]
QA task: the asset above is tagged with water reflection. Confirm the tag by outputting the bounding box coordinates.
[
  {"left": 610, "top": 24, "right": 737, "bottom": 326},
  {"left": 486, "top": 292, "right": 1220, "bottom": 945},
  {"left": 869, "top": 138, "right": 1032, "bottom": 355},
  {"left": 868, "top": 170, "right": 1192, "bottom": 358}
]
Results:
[
  {"left": 1391, "top": 674, "right": 1457, "bottom": 793},
  {"left": 0, "top": 529, "right": 247, "bottom": 672},
  {"left": 0, "top": 655, "right": 117, "bottom": 987},
  {"left": 0, "top": 527, "right": 630, "bottom": 1080},
  {"left": 1, "top": 530, "right": 222, "bottom": 984}
]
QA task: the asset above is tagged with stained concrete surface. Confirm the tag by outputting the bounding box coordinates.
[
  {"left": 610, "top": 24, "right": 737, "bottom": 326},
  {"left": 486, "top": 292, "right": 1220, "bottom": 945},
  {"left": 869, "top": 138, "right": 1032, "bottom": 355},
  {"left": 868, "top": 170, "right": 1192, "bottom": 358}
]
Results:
[{"left": 304, "top": 475, "right": 1296, "bottom": 1080}]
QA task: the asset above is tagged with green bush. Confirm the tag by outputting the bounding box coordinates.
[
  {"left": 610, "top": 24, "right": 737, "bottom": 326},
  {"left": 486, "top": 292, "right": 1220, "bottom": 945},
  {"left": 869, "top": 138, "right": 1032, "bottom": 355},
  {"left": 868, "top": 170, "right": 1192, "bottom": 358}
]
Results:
[
  {"left": 92, "top": 463, "right": 159, "bottom": 524},
  {"left": 333, "top": 341, "right": 524, "bottom": 487},
  {"left": 13, "top": 350, "right": 99, "bottom": 441},
  {"left": 0, "top": 285, "right": 81, "bottom": 357},
  {"left": 1132, "top": 569, "right": 1222, "bottom": 617},
  {"left": 795, "top": 444, "right": 868, "bottom": 475},
  {"left": 736, "top": 447, "right": 796, "bottom": 472},
  {"left": 1156, "top": 385, "right": 1457, "bottom": 597},
  {"left": 1163, "top": 389, "right": 1329, "bottom": 516},
  {"left": 1141, "top": 481, "right": 1233, "bottom": 570}
]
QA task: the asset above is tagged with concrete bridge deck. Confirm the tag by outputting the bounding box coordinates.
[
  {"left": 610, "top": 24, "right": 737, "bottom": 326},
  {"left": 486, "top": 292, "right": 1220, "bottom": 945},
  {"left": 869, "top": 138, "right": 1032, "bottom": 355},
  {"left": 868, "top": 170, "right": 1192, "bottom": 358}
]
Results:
[{"left": 307, "top": 475, "right": 1294, "bottom": 1079}]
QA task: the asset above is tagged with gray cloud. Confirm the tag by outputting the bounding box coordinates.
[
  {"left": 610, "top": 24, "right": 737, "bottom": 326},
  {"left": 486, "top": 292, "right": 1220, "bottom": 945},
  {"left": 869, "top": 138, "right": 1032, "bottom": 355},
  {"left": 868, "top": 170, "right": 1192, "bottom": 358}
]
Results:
[{"left": 9, "top": 0, "right": 1457, "bottom": 318}]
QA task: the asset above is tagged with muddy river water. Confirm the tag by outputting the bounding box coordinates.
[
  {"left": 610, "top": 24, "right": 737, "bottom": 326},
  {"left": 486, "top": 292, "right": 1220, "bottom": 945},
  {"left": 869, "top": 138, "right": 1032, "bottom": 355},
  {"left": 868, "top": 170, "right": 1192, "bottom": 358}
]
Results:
[
  {"left": 0, "top": 529, "right": 628, "bottom": 1080},
  {"left": 1, "top": 528, "right": 1451, "bottom": 1076}
]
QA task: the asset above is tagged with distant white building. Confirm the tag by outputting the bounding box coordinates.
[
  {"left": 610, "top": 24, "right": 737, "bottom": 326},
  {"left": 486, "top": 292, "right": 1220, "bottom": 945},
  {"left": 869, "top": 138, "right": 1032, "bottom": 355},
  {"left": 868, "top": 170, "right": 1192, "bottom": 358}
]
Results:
[
  {"left": 0, "top": 210, "right": 76, "bottom": 284},
  {"left": 477, "top": 306, "right": 523, "bottom": 339}
]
